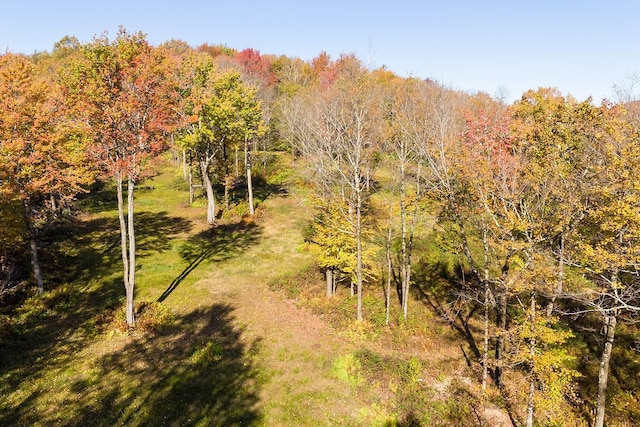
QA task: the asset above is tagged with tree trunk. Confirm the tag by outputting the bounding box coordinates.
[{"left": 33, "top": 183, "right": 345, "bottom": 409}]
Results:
[
  {"left": 547, "top": 233, "right": 564, "bottom": 317},
  {"left": 404, "top": 193, "right": 417, "bottom": 321},
  {"left": 23, "top": 199, "right": 44, "bottom": 295},
  {"left": 125, "top": 175, "right": 136, "bottom": 327},
  {"left": 400, "top": 158, "right": 409, "bottom": 321},
  {"left": 386, "top": 204, "right": 393, "bottom": 326},
  {"left": 182, "top": 146, "right": 188, "bottom": 180},
  {"left": 494, "top": 257, "right": 510, "bottom": 387},
  {"left": 115, "top": 174, "right": 132, "bottom": 326},
  {"left": 244, "top": 139, "right": 249, "bottom": 169},
  {"left": 481, "top": 223, "right": 490, "bottom": 394},
  {"left": 201, "top": 159, "right": 216, "bottom": 224},
  {"left": 594, "top": 312, "right": 617, "bottom": 427},
  {"left": 526, "top": 292, "right": 536, "bottom": 427},
  {"left": 495, "top": 284, "right": 507, "bottom": 386},
  {"left": 224, "top": 175, "right": 231, "bottom": 211},
  {"left": 235, "top": 145, "right": 239, "bottom": 178},
  {"left": 247, "top": 151, "right": 255, "bottom": 216},
  {"left": 482, "top": 283, "right": 490, "bottom": 394},
  {"left": 365, "top": 165, "right": 371, "bottom": 191},
  {"left": 326, "top": 268, "right": 333, "bottom": 297},
  {"left": 50, "top": 194, "right": 58, "bottom": 218},
  {"left": 188, "top": 158, "right": 194, "bottom": 204},
  {"left": 355, "top": 177, "right": 363, "bottom": 322}
]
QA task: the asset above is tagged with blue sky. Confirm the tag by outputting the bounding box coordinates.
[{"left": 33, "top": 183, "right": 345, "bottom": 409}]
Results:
[{"left": 2, "top": 1, "right": 640, "bottom": 103}]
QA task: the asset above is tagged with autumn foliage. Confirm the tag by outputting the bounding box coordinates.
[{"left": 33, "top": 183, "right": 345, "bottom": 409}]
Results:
[{"left": 3, "top": 29, "right": 640, "bottom": 427}]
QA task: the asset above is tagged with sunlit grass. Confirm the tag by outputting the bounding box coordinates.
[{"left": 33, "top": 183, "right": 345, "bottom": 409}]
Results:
[{"left": 0, "top": 152, "right": 501, "bottom": 426}]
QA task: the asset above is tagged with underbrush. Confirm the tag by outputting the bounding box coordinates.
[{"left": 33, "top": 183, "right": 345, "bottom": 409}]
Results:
[
  {"left": 269, "top": 265, "right": 483, "bottom": 426},
  {"left": 89, "top": 300, "right": 175, "bottom": 337}
]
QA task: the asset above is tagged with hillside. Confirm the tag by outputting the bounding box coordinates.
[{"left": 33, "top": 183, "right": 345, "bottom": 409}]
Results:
[{"left": 0, "top": 156, "right": 497, "bottom": 426}]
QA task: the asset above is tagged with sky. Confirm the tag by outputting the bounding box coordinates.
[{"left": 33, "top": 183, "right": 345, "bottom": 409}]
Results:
[{"left": 2, "top": 1, "right": 640, "bottom": 103}]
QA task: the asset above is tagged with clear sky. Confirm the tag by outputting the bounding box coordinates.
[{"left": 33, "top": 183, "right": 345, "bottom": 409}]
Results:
[{"left": 2, "top": 1, "right": 640, "bottom": 103}]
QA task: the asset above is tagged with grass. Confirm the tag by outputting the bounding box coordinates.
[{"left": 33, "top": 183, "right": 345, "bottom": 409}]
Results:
[
  {"left": 0, "top": 152, "right": 491, "bottom": 426},
  {"left": 0, "top": 154, "right": 374, "bottom": 426}
]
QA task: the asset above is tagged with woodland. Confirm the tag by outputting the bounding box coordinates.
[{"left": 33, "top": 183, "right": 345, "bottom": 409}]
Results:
[{"left": 1, "top": 28, "right": 640, "bottom": 426}]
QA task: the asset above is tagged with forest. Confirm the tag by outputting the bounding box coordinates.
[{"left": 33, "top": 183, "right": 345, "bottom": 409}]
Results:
[{"left": 1, "top": 28, "right": 640, "bottom": 426}]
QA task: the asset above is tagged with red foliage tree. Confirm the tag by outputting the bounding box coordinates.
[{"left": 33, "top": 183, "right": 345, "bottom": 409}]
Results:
[{"left": 63, "top": 29, "right": 180, "bottom": 326}]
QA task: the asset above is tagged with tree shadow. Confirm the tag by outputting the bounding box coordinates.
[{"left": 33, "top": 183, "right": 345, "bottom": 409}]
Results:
[
  {"left": 42, "top": 211, "right": 193, "bottom": 287},
  {"left": 1, "top": 304, "right": 263, "bottom": 426},
  {"left": 412, "top": 256, "right": 483, "bottom": 363},
  {"left": 0, "top": 211, "right": 196, "bottom": 415},
  {"left": 568, "top": 313, "right": 640, "bottom": 424},
  {"left": 158, "top": 220, "right": 262, "bottom": 302},
  {"left": 228, "top": 174, "right": 288, "bottom": 208},
  {"left": 74, "top": 180, "right": 118, "bottom": 214}
]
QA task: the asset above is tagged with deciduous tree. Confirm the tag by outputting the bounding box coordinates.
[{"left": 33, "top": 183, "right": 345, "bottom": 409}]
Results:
[
  {"left": 283, "top": 57, "right": 383, "bottom": 321},
  {"left": 63, "top": 29, "right": 179, "bottom": 326},
  {"left": 0, "top": 53, "right": 91, "bottom": 295}
]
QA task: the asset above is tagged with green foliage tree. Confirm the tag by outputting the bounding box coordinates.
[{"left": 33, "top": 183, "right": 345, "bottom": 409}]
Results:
[{"left": 177, "top": 61, "right": 265, "bottom": 223}]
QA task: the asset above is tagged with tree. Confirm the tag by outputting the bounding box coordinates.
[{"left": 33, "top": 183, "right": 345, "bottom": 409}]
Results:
[
  {"left": 0, "top": 52, "right": 91, "bottom": 295},
  {"left": 568, "top": 103, "right": 640, "bottom": 427},
  {"left": 389, "top": 79, "right": 425, "bottom": 322},
  {"left": 63, "top": 28, "right": 179, "bottom": 326},
  {"left": 177, "top": 62, "right": 265, "bottom": 223},
  {"left": 283, "top": 57, "right": 383, "bottom": 321}
]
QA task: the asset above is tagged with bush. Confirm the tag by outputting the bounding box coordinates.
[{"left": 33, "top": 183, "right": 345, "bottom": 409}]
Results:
[{"left": 332, "top": 353, "right": 365, "bottom": 387}]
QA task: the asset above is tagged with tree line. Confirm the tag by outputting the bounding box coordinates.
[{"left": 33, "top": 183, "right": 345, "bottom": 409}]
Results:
[{"left": 2, "top": 28, "right": 640, "bottom": 426}]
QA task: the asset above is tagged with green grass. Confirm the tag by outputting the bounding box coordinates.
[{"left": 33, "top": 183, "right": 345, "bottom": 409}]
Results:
[
  {"left": 0, "top": 154, "right": 384, "bottom": 426},
  {"left": 0, "top": 153, "right": 510, "bottom": 426}
]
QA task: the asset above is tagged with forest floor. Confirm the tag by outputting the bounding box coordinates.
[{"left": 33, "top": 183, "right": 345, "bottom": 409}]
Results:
[{"left": 0, "top": 155, "right": 510, "bottom": 426}]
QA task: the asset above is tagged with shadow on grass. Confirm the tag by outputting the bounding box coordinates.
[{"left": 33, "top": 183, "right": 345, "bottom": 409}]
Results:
[
  {"left": 0, "top": 210, "right": 197, "bottom": 419},
  {"left": 411, "top": 249, "right": 484, "bottom": 363},
  {"left": 1, "top": 304, "right": 263, "bottom": 426},
  {"left": 43, "top": 211, "right": 193, "bottom": 287},
  {"left": 158, "top": 220, "right": 262, "bottom": 302},
  {"left": 227, "top": 174, "right": 288, "bottom": 210},
  {"left": 568, "top": 314, "right": 640, "bottom": 424}
]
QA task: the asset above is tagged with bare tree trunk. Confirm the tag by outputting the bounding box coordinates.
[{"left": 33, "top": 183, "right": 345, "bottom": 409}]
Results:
[
  {"left": 247, "top": 151, "right": 255, "bottom": 216},
  {"left": 200, "top": 159, "right": 216, "bottom": 225},
  {"left": 481, "top": 223, "right": 490, "bottom": 394},
  {"left": 386, "top": 204, "right": 393, "bottom": 326},
  {"left": 547, "top": 233, "right": 564, "bottom": 317},
  {"left": 50, "top": 194, "right": 58, "bottom": 218},
  {"left": 494, "top": 256, "right": 511, "bottom": 387},
  {"left": 244, "top": 139, "right": 249, "bottom": 169},
  {"left": 355, "top": 176, "right": 363, "bottom": 322},
  {"left": 595, "top": 312, "right": 617, "bottom": 427},
  {"left": 326, "top": 269, "right": 333, "bottom": 297},
  {"left": 188, "top": 158, "right": 194, "bottom": 205},
  {"left": 526, "top": 292, "right": 536, "bottom": 427},
  {"left": 416, "top": 163, "right": 421, "bottom": 198},
  {"left": 126, "top": 175, "right": 136, "bottom": 327},
  {"left": 224, "top": 175, "right": 231, "bottom": 211},
  {"left": 23, "top": 199, "right": 44, "bottom": 295},
  {"left": 495, "top": 283, "right": 507, "bottom": 387},
  {"left": 404, "top": 195, "right": 417, "bottom": 321},
  {"left": 182, "top": 146, "right": 188, "bottom": 180},
  {"left": 365, "top": 165, "right": 371, "bottom": 191},
  {"left": 115, "top": 174, "right": 132, "bottom": 326},
  {"left": 482, "top": 284, "right": 490, "bottom": 394},
  {"left": 400, "top": 157, "right": 409, "bottom": 320},
  {"left": 235, "top": 145, "right": 239, "bottom": 178}
]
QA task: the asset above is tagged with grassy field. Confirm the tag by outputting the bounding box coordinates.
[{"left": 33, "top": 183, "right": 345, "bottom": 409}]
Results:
[{"left": 0, "top": 154, "right": 491, "bottom": 426}]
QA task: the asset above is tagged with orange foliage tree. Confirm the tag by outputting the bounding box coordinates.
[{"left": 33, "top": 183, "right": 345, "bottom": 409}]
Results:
[{"left": 0, "top": 52, "right": 91, "bottom": 295}]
